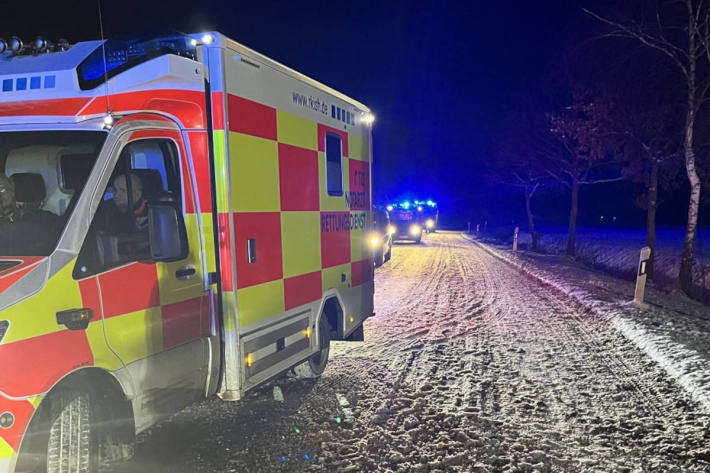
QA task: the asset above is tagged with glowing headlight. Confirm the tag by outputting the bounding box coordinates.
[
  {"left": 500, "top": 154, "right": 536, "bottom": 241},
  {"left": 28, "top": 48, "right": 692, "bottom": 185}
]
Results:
[
  {"left": 387, "top": 224, "right": 396, "bottom": 235},
  {"left": 426, "top": 219, "right": 434, "bottom": 229},
  {"left": 409, "top": 225, "right": 421, "bottom": 236},
  {"left": 368, "top": 235, "right": 381, "bottom": 249}
]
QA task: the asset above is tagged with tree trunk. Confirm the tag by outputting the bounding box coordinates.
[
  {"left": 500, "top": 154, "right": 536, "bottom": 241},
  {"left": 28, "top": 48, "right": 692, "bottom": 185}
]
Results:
[
  {"left": 680, "top": 141, "right": 701, "bottom": 293},
  {"left": 524, "top": 189, "right": 539, "bottom": 251},
  {"left": 567, "top": 181, "right": 579, "bottom": 257},
  {"left": 646, "top": 159, "right": 658, "bottom": 280},
  {"left": 679, "top": 16, "right": 701, "bottom": 295}
]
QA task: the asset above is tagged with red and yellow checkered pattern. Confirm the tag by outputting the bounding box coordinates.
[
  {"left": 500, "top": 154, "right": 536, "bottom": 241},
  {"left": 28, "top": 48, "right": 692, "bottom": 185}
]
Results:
[{"left": 216, "top": 94, "right": 372, "bottom": 327}]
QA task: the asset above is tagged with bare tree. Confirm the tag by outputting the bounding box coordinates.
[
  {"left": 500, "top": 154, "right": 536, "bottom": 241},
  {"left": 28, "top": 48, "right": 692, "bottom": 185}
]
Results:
[
  {"left": 590, "top": 47, "right": 684, "bottom": 280},
  {"left": 585, "top": 0, "right": 708, "bottom": 294},
  {"left": 489, "top": 96, "right": 551, "bottom": 251},
  {"left": 546, "top": 90, "right": 625, "bottom": 256}
]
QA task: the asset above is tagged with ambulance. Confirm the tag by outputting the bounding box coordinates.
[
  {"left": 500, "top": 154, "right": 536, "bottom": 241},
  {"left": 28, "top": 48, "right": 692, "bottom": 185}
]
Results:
[{"left": 0, "top": 32, "right": 374, "bottom": 472}]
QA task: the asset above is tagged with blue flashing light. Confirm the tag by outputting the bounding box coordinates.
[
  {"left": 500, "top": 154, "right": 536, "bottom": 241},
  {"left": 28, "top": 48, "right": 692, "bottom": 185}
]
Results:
[
  {"left": 402, "top": 202, "right": 410, "bottom": 209},
  {"left": 77, "top": 35, "right": 197, "bottom": 90},
  {"left": 426, "top": 200, "right": 433, "bottom": 206}
]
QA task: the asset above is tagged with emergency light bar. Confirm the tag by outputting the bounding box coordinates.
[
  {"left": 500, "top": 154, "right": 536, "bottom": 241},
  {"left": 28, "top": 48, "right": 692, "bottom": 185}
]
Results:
[
  {"left": 387, "top": 200, "right": 437, "bottom": 209},
  {"left": 0, "top": 36, "right": 70, "bottom": 56},
  {"left": 77, "top": 34, "right": 197, "bottom": 90}
]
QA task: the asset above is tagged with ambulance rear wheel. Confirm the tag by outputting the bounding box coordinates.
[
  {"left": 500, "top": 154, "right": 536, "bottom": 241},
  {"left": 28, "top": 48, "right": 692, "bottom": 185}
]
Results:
[
  {"left": 293, "top": 317, "right": 331, "bottom": 378},
  {"left": 41, "top": 390, "right": 99, "bottom": 473}
]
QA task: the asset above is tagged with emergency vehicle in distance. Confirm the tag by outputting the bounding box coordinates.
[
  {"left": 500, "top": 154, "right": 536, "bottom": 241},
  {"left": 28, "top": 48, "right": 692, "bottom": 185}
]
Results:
[
  {"left": 0, "top": 32, "right": 374, "bottom": 472},
  {"left": 386, "top": 201, "right": 425, "bottom": 243},
  {"left": 417, "top": 200, "right": 438, "bottom": 233}
]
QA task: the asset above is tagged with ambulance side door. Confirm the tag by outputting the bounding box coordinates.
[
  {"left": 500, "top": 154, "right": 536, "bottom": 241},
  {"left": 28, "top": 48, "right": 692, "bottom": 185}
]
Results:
[{"left": 74, "top": 128, "right": 211, "bottom": 426}]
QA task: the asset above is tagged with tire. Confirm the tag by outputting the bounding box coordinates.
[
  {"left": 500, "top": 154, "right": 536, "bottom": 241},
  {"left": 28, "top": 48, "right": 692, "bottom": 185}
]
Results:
[
  {"left": 293, "top": 317, "right": 331, "bottom": 378},
  {"left": 46, "top": 391, "right": 98, "bottom": 473},
  {"left": 374, "top": 247, "right": 385, "bottom": 267},
  {"left": 415, "top": 236, "right": 422, "bottom": 244}
]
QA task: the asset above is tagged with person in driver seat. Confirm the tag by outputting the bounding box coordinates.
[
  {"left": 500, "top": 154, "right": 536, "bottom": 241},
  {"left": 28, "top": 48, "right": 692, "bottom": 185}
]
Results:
[{"left": 111, "top": 173, "right": 149, "bottom": 231}]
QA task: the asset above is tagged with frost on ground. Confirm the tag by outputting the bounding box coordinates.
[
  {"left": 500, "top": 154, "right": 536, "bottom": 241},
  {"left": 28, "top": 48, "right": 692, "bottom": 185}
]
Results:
[
  {"left": 106, "top": 232, "right": 710, "bottom": 473},
  {"left": 483, "top": 226, "right": 710, "bottom": 294}
]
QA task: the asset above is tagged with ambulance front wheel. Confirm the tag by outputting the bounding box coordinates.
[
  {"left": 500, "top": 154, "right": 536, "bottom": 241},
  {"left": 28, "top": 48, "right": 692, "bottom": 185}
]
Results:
[
  {"left": 293, "top": 317, "right": 331, "bottom": 378},
  {"left": 47, "top": 390, "right": 99, "bottom": 473},
  {"left": 18, "top": 389, "right": 101, "bottom": 473}
]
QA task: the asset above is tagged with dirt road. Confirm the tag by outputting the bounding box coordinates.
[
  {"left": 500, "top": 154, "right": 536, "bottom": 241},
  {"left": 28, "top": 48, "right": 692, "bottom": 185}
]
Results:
[{"left": 108, "top": 232, "right": 710, "bottom": 473}]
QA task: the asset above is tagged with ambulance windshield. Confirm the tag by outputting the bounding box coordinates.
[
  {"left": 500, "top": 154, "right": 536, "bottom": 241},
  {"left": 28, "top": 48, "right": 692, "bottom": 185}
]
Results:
[{"left": 0, "top": 131, "right": 107, "bottom": 256}]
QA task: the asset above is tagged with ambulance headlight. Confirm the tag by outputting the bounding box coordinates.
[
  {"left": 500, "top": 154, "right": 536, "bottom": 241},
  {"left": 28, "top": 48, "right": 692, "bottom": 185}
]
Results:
[
  {"left": 386, "top": 205, "right": 393, "bottom": 211},
  {"left": 0, "top": 39, "right": 7, "bottom": 54},
  {"left": 32, "top": 36, "right": 48, "bottom": 53},
  {"left": 8, "top": 37, "right": 23, "bottom": 53},
  {"left": 387, "top": 224, "right": 396, "bottom": 235},
  {"left": 417, "top": 206, "right": 423, "bottom": 212},
  {"left": 368, "top": 234, "right": 381, "bottom": 249},
  {"left": 409, "top": 224, "right": 421, "bottom": 236},
  {"left": 426, "top": 219, "right": 434, "bottom": 229}
]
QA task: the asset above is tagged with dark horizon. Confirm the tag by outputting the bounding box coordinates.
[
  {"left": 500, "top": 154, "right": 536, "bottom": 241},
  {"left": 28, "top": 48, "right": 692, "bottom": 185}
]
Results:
[{"left": 3, "top": 0, "right": 708, "bottom": 230}]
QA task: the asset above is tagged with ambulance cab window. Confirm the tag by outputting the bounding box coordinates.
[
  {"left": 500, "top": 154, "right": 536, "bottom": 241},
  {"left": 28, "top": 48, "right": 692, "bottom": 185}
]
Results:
[
  {"left": 74, "top": 139, "right": 184, "bottom": 278},
  {"left": 0, "top": 131, "right": 106, "bottom": 257},
  {"left": 325, "top": 132, "right": 343, "bottom": 196}
]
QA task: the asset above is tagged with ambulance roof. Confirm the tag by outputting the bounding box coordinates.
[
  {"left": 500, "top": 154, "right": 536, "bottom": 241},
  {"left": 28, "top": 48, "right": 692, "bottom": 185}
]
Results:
[{"left": 0, "top": 41, "right": 102, "bottom": 75}]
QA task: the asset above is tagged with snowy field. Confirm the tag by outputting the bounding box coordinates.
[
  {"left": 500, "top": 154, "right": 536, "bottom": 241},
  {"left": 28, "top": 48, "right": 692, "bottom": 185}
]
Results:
[
  {"left": 104, "top": 232, "right": 710, "bottom": 473},
  {"left": 484, "top": 226, "right": 710, "bottom": 294}
]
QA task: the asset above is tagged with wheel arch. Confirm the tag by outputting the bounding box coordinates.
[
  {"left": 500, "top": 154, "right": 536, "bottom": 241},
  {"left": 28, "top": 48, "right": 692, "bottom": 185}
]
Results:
[
  {"left": 315, "top": 291, "right": 345, "bottom": 340},
  {"left": 17, "top": 367, "right": 135, "bottom": 467}
]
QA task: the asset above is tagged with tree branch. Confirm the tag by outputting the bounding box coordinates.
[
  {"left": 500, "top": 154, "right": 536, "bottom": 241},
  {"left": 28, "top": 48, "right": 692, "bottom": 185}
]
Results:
[{"left": 583, "top": 8, "right": 690, "bottom": 77}]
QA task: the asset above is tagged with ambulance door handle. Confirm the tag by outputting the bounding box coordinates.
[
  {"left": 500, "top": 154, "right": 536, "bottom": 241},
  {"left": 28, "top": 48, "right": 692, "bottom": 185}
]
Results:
[{"left": 175, "top": 265, "right": 196, "bottom": 280}]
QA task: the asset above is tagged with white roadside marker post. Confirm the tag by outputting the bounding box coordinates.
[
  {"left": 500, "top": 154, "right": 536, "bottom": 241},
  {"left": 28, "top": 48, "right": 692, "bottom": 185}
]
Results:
[
  {"left": 634, "top": 246, "right": 651, "bottom": 306},
  {"left": 513, "top": 226, "right": 519, "bottom": 252}
]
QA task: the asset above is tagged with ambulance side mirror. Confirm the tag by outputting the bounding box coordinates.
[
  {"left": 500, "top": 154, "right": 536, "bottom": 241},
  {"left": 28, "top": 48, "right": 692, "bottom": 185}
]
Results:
[{"left": 147, "top": 204, "right": 188, "bottom": 262}]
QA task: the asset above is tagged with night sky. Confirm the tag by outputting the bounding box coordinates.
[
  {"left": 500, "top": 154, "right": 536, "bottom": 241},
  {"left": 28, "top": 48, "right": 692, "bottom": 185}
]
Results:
[{"left": 5, "top": 0, "right": 694, "bottom": 228}]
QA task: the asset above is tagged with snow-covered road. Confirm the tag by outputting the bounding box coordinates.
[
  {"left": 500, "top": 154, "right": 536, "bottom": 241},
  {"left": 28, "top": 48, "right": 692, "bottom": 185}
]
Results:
[{"left": 108, "top": 231, "right": 710, "bottom": 473}]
